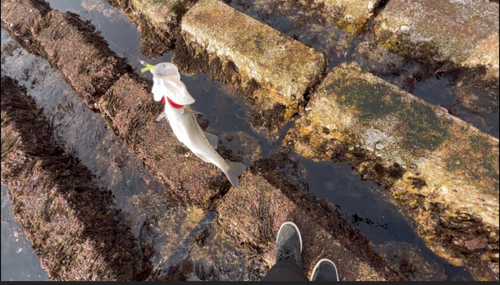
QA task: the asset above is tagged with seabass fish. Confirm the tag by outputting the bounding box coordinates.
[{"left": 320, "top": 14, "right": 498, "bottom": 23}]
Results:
[{"left": 143, "top": 62, "right": 247, "bottom": 188}]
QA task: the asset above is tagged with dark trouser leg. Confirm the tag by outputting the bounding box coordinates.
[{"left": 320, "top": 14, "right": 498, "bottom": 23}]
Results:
[{"left": 262, "top": 260, "right": 309, "bottom": 281}]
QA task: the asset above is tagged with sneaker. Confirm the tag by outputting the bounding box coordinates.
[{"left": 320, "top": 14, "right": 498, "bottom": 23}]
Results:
[
  {"left": 275, "top": 221, "right": 303, "bottom": 266},
  {"left": 310, "top": 258, "right": 339, "bottom": 281}
]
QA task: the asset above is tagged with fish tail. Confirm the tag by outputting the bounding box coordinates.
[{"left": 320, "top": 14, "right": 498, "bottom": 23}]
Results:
[{"left": 223, "top": 161, "right": 247, "bottom": 188}]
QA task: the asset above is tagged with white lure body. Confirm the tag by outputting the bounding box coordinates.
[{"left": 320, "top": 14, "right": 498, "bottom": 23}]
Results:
[{"left": 150, "top": 62, "right": 195, "bottom": 105}]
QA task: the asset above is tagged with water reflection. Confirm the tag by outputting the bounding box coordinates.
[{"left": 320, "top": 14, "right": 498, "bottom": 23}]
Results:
[{"left": 1, "top": 185, "right": 49, "bottom": 281}]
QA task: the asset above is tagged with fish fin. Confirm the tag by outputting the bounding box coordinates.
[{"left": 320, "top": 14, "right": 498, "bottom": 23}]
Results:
[
  {"left": 223, "top": 161, "right": 247, "bottom": 188},
  {"left": 182, "top": 108, "right": 202, "bottom": 116},
  {"left": 156, "top": 111, "right": 167, "bottom": 122},
  {"left": 203, "top": 131, "right": 218, "bottom": 149}
]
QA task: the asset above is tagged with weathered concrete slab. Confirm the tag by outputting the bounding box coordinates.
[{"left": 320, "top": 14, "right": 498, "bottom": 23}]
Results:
[
  {"left": 174, "top": 0, "right": 326, "bottom": 137},
  {"left": 217, "top": 170, "right": 407, "bottom": 281},
  {"left": 125, "top": 190, "right": 217, "bottom": 280},
  {"left": 376, "top": 241, "right": 447, "bottom": 281},
  {"left": 1, "top": 76, "right": 151, "bottom": 281},
  {"left": 353, "top": 28, "right": 499, "bottom": 139},
  {"left": 373, "top": 0, "right": 499, "bottom": 80},
  {"left": 0, "top": 0, "right": 51, "bottom": 30},
  {"left": 448, "top": 69, "right": 499, "bottom": 138},
  {"left": 128, "top": 0, "right": 192, "bottom": 28},
  {"left": 119, "top": 176, "right": 268, "bottom": 281},
  {"left": 184, "top": 221, "right": 268, "bottom": 281},
  {"left": 283, "top": 62, "right": 499, "bottom": 280},
  {"left": 225, "top": 0, "right": 360, "bottom": 72},
  {"left": 1, "top": 0, "right": 129, "bottom": 108},
  {"left": 229, "top": 0, "right": 378, "bottom": 36}
]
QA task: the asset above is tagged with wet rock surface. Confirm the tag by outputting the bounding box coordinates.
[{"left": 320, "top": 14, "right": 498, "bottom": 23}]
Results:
[
  {"left": 1, "top": 185, "right": 50, "bottom": 281},
  {"left": 284, "top": 62, "right": 499, "bottom": 280},
  {"left": 99, "top": 73, "right": 228, "bottom": 209},
  {"left": 218, "top": 169, "right": 406, "bottom": 281},
  {"left": 376, "top": 241, "right": 447, "bottom": 281},
  {"left": 1, "top": 76, "right": 151, "bottom": 280},
  {"left": 1, "top": 0, "right": 129, "bottom": 108},
  {"left": 2, "top": 0, "right": 498, "bottom": 281}
]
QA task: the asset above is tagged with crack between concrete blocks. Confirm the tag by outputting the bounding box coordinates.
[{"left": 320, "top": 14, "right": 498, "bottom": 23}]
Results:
[
  {"left": 364, "top": 0, "right": 390, "bottom": 33},
  {"left": 299, "top": 0, "right": 391, "bottom": 118}
]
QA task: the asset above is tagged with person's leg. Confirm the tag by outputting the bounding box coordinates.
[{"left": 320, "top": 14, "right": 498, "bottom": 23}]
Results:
[
  {"left": 262, "top": 222, "right": 308, "bottom": 281},
  {"left": 262, "top": 260, "right": 309, "bottom": 281},
  {"left": 310, "top": 258, "right": 339, "bottom": 281}
]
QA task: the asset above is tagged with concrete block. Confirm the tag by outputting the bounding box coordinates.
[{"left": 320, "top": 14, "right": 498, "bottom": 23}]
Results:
[
  {"left": 176, "top": 0, "right": 326, "bottom": 136},
  {"left": 99, "top": 74, "right": 226, "bottom": 209},
  {"left": 373, "top": 0, "right": 499, "bottom": 80},
  {"left": 284, "top": 61, "right": 499, "bottom": 280}
]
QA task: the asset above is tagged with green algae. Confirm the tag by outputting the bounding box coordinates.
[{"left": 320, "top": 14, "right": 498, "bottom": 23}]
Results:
[
  {"left": 443, "top": 133, "right": 500, "bottom": 194},
  {"left": 334, "top": 80, "right": 400, "bottom": 120},
  {"left": 400, "top": 105, "right": 450, "bottom": 152},
  {"left": 329, "top": 70, "right": 451, "bottom": 154}
]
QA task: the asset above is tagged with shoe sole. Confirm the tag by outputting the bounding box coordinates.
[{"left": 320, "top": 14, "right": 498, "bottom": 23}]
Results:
[
  {"left": 310, "top": 258, "right": 339, "bottom": 281},
  {"left": 276, "top": 221, "right": 302, "bottom": 252}
]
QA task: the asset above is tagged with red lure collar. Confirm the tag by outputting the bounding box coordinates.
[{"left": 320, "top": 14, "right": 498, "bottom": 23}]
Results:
[{"left": 162, "top": 96, "right": 183, "bottom": 109}]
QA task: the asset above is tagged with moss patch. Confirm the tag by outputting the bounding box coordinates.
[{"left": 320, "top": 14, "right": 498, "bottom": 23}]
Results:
[
  {"left": 399, "top": 105, "right": 451, "bottom": 152},
  {"left": 332, "top": 80, "right": 400, "bottom": 120},
  {"left": 329, "top": 70, "right": 451, "bottom": 153}
]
